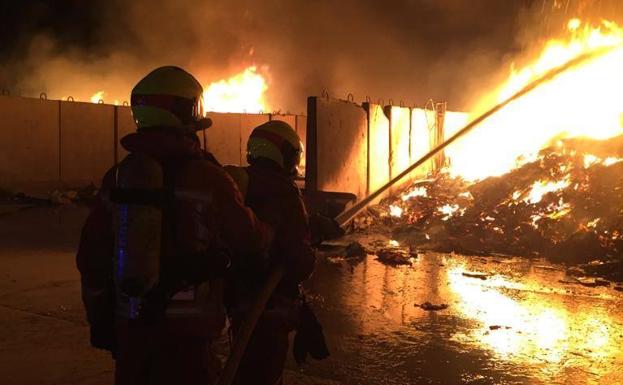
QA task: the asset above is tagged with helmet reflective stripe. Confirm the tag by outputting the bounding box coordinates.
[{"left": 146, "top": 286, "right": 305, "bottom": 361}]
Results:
[
  {"left": 247, "top": 120, "right": 303, "bottom": 170},
  {"left": 131, "top": 94, "right": 197, "bottom": 125},
  {"left": 131, "top": 66, "right": 206, "bottom": 133}
]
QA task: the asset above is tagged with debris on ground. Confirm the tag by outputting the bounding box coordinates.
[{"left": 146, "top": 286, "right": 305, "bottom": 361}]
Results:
[
  {"left": 489, "top": 325, "right": 512, "bottom": 331},
  {"left": 356, "top": 135, "right": 623, "bottom": 281},
  {"left": 0, "top": 184, "right": 99, "bottom": 207},
  {"left": 345, "top": 242, "right": 368, "bottom": 259},
  {"left": 416, "top": 302, "right": 449, "bottom": 311},
  {"left": 462, "top": 271, "right": 489, "bottom": 280},
  {"left": 374, "top": 243, "right": 417, "bottom": 266}
]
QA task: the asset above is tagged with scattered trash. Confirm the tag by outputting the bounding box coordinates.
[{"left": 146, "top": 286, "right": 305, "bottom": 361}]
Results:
[
  {"left": 357, "top": 135, "right": 623, "bottom": 281},
  {"left": 416, "top": 302, "right": 449, "bottom": 311},
  {"left": 375, "top": 246, "right": 417, "bottom": 266},
  {"left": 346, "top": 242, "right": 368, "bottom": 259},
  {"left": 462, "top": 272, "right": 489, "bottom": 280},
  {"left": 489, "top": 325, "right": 512, "bottom": 331}
]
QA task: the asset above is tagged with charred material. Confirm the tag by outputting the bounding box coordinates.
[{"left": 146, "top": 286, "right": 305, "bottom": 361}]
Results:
[{"left": 358, "top": 135, "right": 623, "bottom": 280}]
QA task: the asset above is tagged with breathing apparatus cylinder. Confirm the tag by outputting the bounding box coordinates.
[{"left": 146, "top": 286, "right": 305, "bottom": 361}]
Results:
[{"left": 112, "top": 152, "right": 164, "bottom": 320}]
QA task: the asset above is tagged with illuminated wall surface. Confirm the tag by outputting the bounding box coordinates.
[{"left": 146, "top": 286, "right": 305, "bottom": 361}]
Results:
[
  {"left": 0, "top": 94, "right": 463, "bottom": 201},
  {"left": 0, "top": 95, "right": 303, "bottom": 195},
  {"left": 306, "top": 97, "right": 464, "bottom": 201}
]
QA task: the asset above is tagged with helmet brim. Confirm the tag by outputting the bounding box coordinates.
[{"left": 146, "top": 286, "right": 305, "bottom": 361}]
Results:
[{"left": 194, "top": 117, "right": 213, "bottom": 131}]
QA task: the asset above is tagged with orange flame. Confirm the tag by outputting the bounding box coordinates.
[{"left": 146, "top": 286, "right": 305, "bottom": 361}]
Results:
[
  {"left": 90, "top": 91, "right": 104, "bottom": 104},
  {"left": 446, "top": 19, "right": 623, "bottom": 181},
  {"left": 202, "top": 66, "right": 269, "bottom": 113}
]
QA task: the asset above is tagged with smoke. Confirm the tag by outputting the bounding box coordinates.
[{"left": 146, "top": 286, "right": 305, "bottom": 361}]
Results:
[{"left": 3, "top": 0, "right": 612, "bottom": 112}]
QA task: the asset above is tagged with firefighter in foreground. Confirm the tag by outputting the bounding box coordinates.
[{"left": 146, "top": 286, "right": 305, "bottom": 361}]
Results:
[
  {"left": 225, "top": 120, "right": 328, "bottom": 385},
  {"left": 76, "top": 66, "right": 273, "bottom": 385}
]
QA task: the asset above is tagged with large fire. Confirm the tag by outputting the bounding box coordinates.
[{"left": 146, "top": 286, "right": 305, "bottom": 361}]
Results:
[
  {"left": 446, "top": 18, "right": 623, "bottom": 181},
  {"left": 86, "top": 66, "right": 269, "bottom": 113},
  {"left": 202, "top": 66, "right": 269, "bottom": 113}
]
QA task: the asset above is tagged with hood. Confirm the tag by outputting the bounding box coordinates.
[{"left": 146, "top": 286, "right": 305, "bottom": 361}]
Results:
[{"left": 120, "top": 131, "right": 202, "bottom": 161}]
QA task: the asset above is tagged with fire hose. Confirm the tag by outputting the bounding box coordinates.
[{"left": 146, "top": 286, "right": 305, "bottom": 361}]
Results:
[
  {"left": 217, "top": 45, "right": 616, "bottom": 385},
  {"left": 334, "top": 45, "right": 617, "bottom": 227}
]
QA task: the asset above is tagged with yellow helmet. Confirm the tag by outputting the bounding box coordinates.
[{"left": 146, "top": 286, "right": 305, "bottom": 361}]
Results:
[
  {"left": 247, "top": 120, "right": 304, "bottom": 175},
  {"left": 131, "top": 66, "right": 212, "bottom": 134}
]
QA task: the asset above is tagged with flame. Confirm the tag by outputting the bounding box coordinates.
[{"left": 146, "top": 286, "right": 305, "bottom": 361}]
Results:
[
  {"left": 202, "top": 66, "right": 268, "bottom": 113},
  {"left": 447, "top": 19, "right": 623, "bottom": 181},
  {"left": 438, "top": 203, "right": 460, "bottom": 220},
  {"left": 90, "top": 91, "right": 104, "bottom": 104},
  {"left": 401, "top": 186, "right": 428, "bottom": 201},
  {"left": 524, "top": 177, "right": 570, "bottom": 204},
  {"left": 389, "top": 205, "right": 403, "bottom": 218}
]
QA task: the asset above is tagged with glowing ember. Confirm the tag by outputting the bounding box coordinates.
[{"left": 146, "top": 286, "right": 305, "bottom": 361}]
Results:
[
  {"left": 202, "top": 66, "right": 268, "bottom": 113},
  {"left": 524, "top": 178, "right": 570, "bottom": 204},
  {"left": 401, "top": 186, "right": 428, "bottom": 201},
  {"left": 587, "top": 218, "right": 601, "bottom": 228},
  {"left": 583, "top": 154, "right": 600, "bottom": 168},
  {"left": 90, "top": 91, "right": 104, "bottom": 104},
  {"left": 438, "top": 204, "right": 460, "bottom": 220},
  {"left": 447, "top": 19, "right": 623, "bottom": 181},
  {"left": 603, "top": 157, "right": 623, "bottom": 166},
  {"left": 389, "top": 205, "right": 403, "bottom": 218},
  {"left": 388, "top": 239, "right": 400, "bottom": 247}
]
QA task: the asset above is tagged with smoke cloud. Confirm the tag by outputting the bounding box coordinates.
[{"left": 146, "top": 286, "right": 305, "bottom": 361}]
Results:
[{"left": 1, "top": 0, "right": 617, "bottom": 112}]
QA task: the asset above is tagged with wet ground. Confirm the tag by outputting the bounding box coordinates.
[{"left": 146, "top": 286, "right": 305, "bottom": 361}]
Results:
[{"left": 1, "top": 206, "right": 622, "bottom": 384}]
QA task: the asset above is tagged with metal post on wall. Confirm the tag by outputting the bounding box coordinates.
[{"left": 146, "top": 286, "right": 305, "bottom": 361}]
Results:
[
  {"left": 434, "top": 102, "right": 447, "bottom": 171},
  {"left": 58, "top": 100, "right": 62, "bottom": 185}
]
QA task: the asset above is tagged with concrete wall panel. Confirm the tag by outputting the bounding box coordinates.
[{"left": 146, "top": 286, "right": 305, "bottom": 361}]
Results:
[
  {"left": 116, "top": 106, "right": 136, "bottom": 162},
  {"left": 365, "top": 103, "right": 390, "bottom": 201},
  {"left": 387, "top": 106, "right": 411, "bottom": 193},
  {"left": 60, "top": 101, "right": 115, "bottom": 186},
  {"left": 410, "top": 108, "right": 434, "bottom": 178},
  {"left": 0, "top": 96, "right": 59, "bottom": 194},
  {"left": 269, "top": 114, "right": 296, "bottom": 129},
  {"left": 310, "top": 97, "right": 367, "bottom": 200},
  {"left": 205, "top": 112, "right": 242, "bottom": 166},
  {"left": 295, "top": 115, "right": 307, "bottom": 150}
]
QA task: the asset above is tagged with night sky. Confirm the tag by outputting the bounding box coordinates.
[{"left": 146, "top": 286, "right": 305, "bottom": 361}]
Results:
[{"left": 0, "top": 0, "right": 612, "bottom": 111}]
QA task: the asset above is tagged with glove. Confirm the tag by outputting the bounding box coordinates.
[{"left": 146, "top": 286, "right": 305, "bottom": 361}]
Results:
[{"left": 292, "top": 299, "right": 330, "bottom": 365}]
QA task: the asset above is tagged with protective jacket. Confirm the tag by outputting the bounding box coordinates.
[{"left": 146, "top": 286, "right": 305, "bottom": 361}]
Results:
[
  {"left": 76, "top": 130, "right": 273, "bottom": 354},
  {"left": 226, "top": 160, "right": 316, "bottom": 385},
  {"left": 226, "top": 160, "right": 315, "bottom": 304}
]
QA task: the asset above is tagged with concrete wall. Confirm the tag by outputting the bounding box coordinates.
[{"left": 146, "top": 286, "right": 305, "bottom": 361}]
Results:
[
  {"left": 411, "top": 108, "right": 435, "bottom": 178},
  {"left": 365, "top": 103, "right": 390, "bottom": 202},
  {"left": 387, "top": 106, "right": 412, "bottom": 193},
  {"left": 116, "top": 106, "right": 136, "bottom": 162},
  {"left": 0, "top": 96, "right": 299, "bottom": 195},
  {"left": 307, "top": 97, "right": 466, "bottom": 205},
  {"left": 306, "top": 97, "right": 368, "bottom": 201},
  {"left": 60, "top": 102, "right": 115, "bottom": 186},
  {"left": 0, "top": 96, "right": 60, "bottom": 194}
]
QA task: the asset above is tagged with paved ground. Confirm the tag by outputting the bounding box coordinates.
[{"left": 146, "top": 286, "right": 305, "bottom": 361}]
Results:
[
  {"left": 1, "top": 205, "right": 622, "bottom": 384},
  {"left": 0, "top": 206, "right": 337, "bottom": 385}
]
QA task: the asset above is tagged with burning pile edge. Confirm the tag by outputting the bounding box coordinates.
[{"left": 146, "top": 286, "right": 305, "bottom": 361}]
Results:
[{"left": 356, "top": 135, "right": 623, "bottom": 283}]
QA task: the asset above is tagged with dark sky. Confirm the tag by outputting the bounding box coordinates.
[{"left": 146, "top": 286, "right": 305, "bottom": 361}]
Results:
[{"left": 0, "top": 0, "right": 609, "bottom": 111}]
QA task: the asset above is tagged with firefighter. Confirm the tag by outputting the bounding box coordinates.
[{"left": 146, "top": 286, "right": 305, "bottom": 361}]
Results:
[
  {"left": 76, "top": 66, "right": 273, "bottom": 385},
  {"left": 224, "top": 120, "right": 324, "bottom": 385}
]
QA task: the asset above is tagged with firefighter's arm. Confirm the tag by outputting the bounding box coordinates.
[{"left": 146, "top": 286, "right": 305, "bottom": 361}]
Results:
[
  {"left": 273, "top": 195, "right": 316, "bottom": 282},
  {"left": 75, "top": 168, "right": 116, "bottom": 353},
  {"left": 211, "top": 166, "right": 274, "bottom": 257}
]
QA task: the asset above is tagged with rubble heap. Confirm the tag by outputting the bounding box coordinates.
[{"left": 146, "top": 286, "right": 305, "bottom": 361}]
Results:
[{"left": 359, "top": 135, "right": 623, "bottom": 279}]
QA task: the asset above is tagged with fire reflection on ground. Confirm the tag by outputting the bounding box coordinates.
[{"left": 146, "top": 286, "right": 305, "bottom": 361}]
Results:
[
  {"left": 303, "top": 244, "right": 623, "bottom": 385},
  {"left": 448, "top": 264, "right": 622, "bottom": 376}
]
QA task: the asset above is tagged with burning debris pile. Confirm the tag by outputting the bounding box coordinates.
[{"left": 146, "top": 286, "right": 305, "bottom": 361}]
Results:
[{"left": 360, "top": 135, "right": 623, "bottom": 279}]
